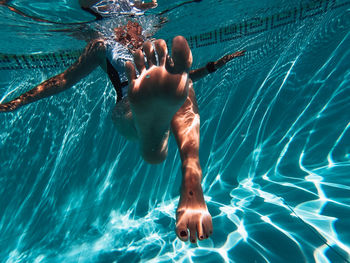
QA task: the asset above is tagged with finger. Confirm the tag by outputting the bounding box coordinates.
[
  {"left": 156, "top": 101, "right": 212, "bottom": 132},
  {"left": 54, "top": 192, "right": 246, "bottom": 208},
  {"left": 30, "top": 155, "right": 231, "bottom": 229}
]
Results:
[
  {"left": 154, "top": 39, "right": 168, "bottom": 66},
  {"left": 125, "top": 61, "right": 137, "bottom": 82},
  {"left": 217, "top": 50, "right": 246, "bottom": 68},
  {"left": 0, "top": 102, "right": 16, "bottom": 112},
  {"left": 171, "top": 36, "right": 192, "bottom": 74},
  {"left": 133, "top": 49, "right": 146, "bottom": 73},
  {"left": 143, "top": 41, "right": 157, "bottom": 67},
  {"left": 236, "top": 50, "right": 246, "bottom": 56}
]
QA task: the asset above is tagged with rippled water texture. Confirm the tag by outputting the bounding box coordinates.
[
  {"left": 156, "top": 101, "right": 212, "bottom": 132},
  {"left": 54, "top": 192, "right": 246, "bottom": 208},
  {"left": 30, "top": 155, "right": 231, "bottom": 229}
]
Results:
[{"left": 1, "top": 0, "right": 350, "bottom": 262}]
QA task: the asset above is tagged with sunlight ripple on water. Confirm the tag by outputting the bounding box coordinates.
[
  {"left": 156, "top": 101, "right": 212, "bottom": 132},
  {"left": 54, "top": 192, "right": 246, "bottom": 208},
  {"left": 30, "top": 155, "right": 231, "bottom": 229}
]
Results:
[{"left": 0, "top": 0, "right": 350, "bottom": 262}]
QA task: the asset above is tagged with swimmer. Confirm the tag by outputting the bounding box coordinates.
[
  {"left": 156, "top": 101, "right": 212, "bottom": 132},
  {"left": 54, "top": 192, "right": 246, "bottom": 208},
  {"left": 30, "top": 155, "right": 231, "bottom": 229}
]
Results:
[{"left": 0, "top": 21, "right": 245, "bottom": 242}]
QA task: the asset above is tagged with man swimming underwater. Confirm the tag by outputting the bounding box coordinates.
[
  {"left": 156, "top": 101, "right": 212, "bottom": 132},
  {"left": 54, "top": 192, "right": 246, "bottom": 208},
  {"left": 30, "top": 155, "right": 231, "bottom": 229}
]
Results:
[{"left": 0, "top": 20, "right": 244, "bottom": 242}]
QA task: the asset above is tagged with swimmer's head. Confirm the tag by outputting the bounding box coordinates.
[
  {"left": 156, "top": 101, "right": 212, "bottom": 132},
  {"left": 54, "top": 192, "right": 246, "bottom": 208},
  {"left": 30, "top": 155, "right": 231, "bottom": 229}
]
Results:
[{"left": 114, "top": 20, "right": 144, "bottom": 51}]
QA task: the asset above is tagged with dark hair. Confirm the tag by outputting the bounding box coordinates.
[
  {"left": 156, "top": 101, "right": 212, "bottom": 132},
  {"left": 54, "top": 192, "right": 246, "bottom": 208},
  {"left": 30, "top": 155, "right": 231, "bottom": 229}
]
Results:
[{"left": 114, "top": 21, "right": 144, "bottom": 50}]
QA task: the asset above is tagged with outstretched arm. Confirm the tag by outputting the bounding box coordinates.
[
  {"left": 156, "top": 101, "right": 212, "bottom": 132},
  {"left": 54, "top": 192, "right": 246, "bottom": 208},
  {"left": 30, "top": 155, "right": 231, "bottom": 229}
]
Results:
[
  {"left": 189, "top": 50, "right": 245, "bottom": 82},
  {"left": 0, "top": 39, "right": 106, "bottom": 112}
]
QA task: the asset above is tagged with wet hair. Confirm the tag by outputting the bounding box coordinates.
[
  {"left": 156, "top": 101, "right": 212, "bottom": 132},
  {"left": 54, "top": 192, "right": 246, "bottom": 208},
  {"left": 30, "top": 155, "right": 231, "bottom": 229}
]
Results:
[{"left": 114, "top": 20, "right": 144, "bottom": 51}]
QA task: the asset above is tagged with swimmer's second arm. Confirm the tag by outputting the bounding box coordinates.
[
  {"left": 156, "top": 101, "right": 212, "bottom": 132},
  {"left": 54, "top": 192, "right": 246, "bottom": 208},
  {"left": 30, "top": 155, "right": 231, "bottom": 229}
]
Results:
[
  {"left": 0, "top": 69, "right": 87, "bottom": 112},
  {"left": 0, "top": 40, "right": 105, "bottom": 112},
  {"left": 189, "top": 50, "right": 245, "bottom": 82},
  {"left": 0, "top": 75, "right": 68, "bottom": 112}
]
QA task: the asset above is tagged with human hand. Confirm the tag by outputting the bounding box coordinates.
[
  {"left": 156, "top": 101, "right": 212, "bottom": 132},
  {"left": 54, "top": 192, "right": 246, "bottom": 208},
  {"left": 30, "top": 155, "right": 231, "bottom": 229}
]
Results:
[
  {"left": 0, "top": 100, "right": 20, "bottom": 112},
  {"left": 151, "top": 0, "right": 158, "bottom": 8},
  {"left": 134, "top": 0, "right": 158, "bottom": 10},
  {"left": 214, "top": 50, "right": 246, "bottom": 69}
]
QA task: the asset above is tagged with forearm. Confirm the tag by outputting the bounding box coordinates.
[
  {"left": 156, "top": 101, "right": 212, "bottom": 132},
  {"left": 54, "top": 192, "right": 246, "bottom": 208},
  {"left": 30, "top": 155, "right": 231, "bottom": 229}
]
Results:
[
  {"left": 189, "top": 50, "right": 246, "bottom": 83},
  {"left": 0, "top": 73, "right": 71, "bottom": 112},
  {"left": 189, "top": 67, "right": 209, "bottom": 83},
  {"left": 189, "top": 61, "right": 220, "bottom": 82},
  {"left": 0, "top": 40, "right": 105, "bottom": 112}
]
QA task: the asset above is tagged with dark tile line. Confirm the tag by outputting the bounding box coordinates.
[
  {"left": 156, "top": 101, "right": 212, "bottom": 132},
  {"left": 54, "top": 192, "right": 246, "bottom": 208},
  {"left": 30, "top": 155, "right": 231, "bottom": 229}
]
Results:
[{"left": 1, "top": 0, "right": 349, "bottom": 71}]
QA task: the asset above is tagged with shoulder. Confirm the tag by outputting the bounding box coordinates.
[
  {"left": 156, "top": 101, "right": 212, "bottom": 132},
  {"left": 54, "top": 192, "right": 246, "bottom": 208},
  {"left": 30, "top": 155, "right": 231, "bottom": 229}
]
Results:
[
  {"left": 89, "top": 38, "right": 106, "bottom": 50},
  {"left": 82, "top": 38, "right": 107, "bottom": 66},
  {"left": 85, "top": 38, "right": 107, "bottom": 58}
]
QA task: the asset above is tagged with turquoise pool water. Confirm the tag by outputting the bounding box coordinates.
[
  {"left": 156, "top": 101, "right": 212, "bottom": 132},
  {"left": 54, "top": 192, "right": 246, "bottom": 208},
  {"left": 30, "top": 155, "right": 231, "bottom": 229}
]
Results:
[{"left": 1, "top": 0, "right": 350, "bottom": 262}]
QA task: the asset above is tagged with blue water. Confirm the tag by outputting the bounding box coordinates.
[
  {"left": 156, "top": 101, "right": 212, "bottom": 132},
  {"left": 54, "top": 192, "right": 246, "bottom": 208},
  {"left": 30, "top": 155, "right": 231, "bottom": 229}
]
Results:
[{"left": 1, "top": 0, "right": 350, "bottom": 262}]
